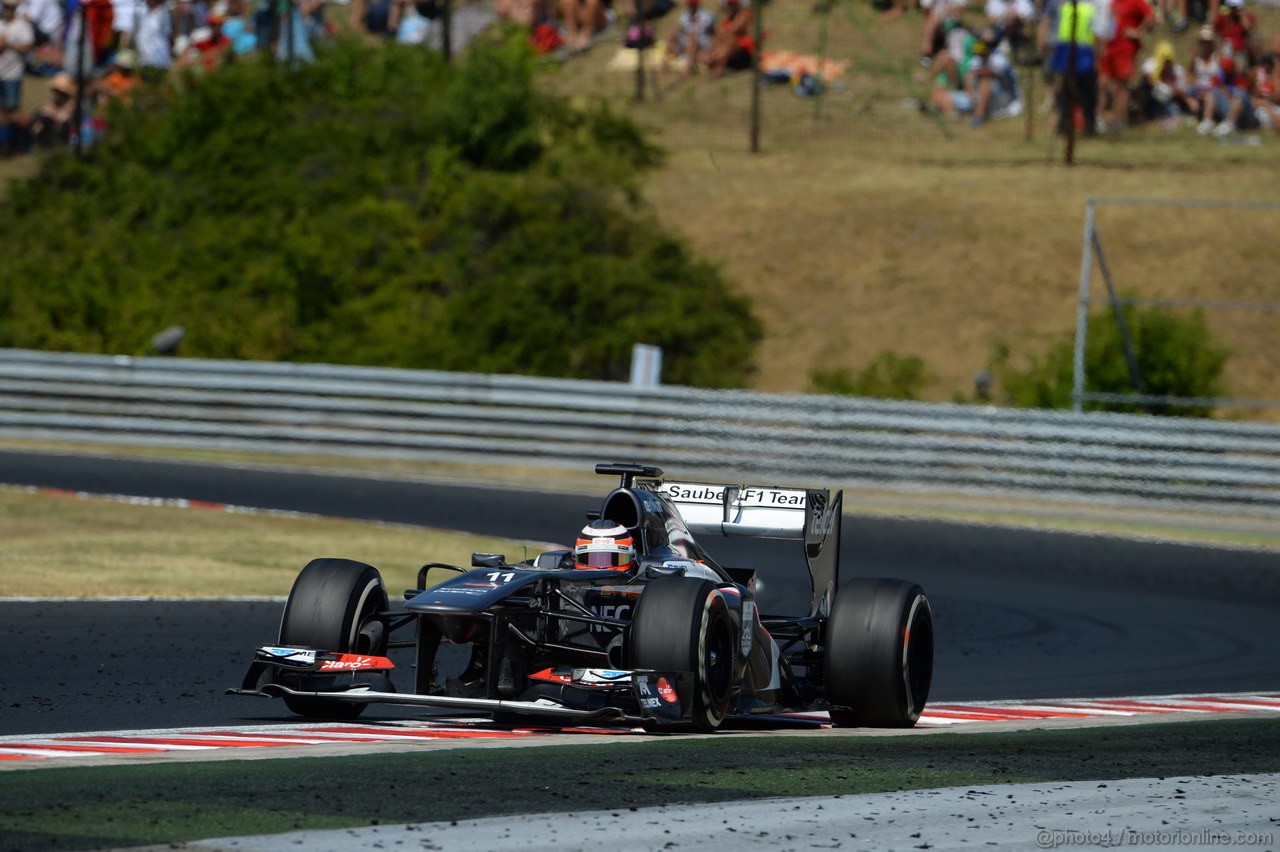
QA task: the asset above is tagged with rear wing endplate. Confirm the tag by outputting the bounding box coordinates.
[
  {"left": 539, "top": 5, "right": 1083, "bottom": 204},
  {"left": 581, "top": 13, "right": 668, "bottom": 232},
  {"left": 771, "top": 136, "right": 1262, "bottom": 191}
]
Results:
[{"left": 655, "top": 482, "right": 843, "bottom": 618}]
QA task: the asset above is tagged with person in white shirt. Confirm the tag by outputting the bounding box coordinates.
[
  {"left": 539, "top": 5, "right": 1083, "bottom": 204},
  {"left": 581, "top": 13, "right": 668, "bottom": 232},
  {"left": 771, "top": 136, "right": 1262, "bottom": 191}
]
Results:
[
  {"left": 664, "top": 0, "right": 715, "bottom": 75},
  {"left": 1, "top": 0, "right": 34, "bottom": 155},
  {"left": 19, "top": 0, "right": 62, "bottom": 44},
  {"left": 136, "top": 0, "right": 173, "bottom": 73}
]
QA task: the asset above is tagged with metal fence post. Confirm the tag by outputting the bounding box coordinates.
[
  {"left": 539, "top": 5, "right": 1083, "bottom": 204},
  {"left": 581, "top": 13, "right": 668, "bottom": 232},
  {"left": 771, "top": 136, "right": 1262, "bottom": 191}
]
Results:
[{"left": 1071, "top": 198, "right": 1095, "bottom": 412}]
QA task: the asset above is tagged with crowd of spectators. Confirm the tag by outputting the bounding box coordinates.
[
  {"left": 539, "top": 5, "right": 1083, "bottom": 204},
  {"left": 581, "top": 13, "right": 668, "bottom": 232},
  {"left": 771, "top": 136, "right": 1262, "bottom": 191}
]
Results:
[
  {"left": 1, "top": 0, "right": 1276, "bottom": 156},
  {"left": 0, "top": 0, "right": 448, "bottom": 156},
  {"left": 906, "top": 0, "right": 1278, "bottom": 134}
]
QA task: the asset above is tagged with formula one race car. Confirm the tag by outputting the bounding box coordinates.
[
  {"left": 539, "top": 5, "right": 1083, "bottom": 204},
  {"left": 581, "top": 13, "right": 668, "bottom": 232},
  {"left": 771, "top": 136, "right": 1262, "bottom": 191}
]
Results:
[{"left": 230, "top": 463, "right": 934, "bottom": 730}]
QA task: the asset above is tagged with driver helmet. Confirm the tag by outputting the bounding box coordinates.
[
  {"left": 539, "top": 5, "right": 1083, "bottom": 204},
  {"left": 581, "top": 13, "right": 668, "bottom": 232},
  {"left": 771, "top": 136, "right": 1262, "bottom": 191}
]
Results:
[{"left": 574, "top": 520, "right": 637, "bottom": 571}]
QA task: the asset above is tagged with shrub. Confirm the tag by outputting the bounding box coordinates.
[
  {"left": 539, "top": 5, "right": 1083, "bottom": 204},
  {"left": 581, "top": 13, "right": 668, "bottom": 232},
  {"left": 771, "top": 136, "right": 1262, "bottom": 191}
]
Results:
[
  {"left": 993, "top": 304, "right": 1230, "bottom": 417},
  {"left": 809, "top": 351, "right": 933, "bottom": 400},
  {"left": 0, "top": 34, "right": 759, "bottom": 388}
]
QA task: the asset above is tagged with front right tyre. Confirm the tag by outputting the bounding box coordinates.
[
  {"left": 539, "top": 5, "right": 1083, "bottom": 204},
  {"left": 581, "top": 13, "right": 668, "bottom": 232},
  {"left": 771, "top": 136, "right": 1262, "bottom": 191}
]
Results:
[
  {"left": 628, "top": 576, "right": 737, "bottom": 732},
  {"left": 276, "top": 557, "right": 390, "bottom": 720}
]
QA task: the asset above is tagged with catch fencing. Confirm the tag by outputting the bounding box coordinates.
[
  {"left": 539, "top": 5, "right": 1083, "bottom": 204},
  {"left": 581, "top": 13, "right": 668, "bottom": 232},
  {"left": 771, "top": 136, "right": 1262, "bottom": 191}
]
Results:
[{"left": 1, "top": 348, "right": 1279, "bottom": 516}]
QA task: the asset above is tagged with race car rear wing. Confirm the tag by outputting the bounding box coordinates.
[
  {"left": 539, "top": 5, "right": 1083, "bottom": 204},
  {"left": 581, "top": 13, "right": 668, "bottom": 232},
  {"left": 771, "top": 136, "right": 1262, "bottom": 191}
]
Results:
[{"left": 656, "top": 481, "right": 843, "bottom": 618}]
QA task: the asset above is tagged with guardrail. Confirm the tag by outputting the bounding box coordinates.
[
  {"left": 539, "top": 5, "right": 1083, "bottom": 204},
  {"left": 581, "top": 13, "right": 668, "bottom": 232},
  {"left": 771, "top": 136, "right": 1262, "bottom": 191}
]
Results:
[{"left": 2, "top": 348, "right": 1279, "bottom": 516}]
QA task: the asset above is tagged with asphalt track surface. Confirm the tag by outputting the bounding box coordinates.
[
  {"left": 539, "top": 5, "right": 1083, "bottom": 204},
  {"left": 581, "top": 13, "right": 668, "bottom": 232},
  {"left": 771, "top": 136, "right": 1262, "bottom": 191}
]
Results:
[{"left": 3, "top": 449, "right": 1280, "bottom": 738}]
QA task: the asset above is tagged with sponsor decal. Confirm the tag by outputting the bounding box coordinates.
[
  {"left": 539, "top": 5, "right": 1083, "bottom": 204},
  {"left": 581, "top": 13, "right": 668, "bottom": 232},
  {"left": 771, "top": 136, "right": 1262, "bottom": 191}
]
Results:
[
  {"left": 529, "top": 668, "right": 573, "bottom": 684},
  {"left": 257, "top": 647, "right": 316, "bottom": 666},
  {"left": 656, "top": 677, "right": 678, "bottom": 704},
  {"left": 809, "top": 507, "right": 836, "bottom": 537},
  {"left": 740, "top": 601, "right": 755, "bottom": 657},
  {"left": 428, "top": 587, "right": 492, "bottom": 598},
  {"left": 590, "top": 604, "right": 631, "bottom": 633},
  {"left": 661, "top": 484, "right": 807, "bottom": 508},
  {"left": 572, "top": 669, "right": 632, "bottom": 684},
  {"left": 318, "top": 654, "right": 394, "bottom": 672}
]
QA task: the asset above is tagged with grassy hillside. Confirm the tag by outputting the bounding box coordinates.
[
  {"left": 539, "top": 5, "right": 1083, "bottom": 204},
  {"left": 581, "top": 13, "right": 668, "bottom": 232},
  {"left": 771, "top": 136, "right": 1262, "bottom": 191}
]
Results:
[{"left": 540, "top": 1, "right": 1280, "bottom": 413}]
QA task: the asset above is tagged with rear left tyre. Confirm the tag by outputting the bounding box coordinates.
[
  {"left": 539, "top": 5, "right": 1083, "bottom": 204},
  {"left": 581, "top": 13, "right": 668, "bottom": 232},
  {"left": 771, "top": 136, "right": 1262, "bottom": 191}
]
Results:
[{"left": 823, "top": 578, "right": 933, "bottom": 727}]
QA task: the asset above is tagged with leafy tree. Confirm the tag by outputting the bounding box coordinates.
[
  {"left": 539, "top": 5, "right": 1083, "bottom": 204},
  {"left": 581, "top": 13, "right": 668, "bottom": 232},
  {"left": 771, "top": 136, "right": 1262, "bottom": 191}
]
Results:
[
  {"left": 0, "top": 34, "right": 759, "bottom": 388},
  {"left": 993, "top": 304, "right": 1230, "bottom": 417}
]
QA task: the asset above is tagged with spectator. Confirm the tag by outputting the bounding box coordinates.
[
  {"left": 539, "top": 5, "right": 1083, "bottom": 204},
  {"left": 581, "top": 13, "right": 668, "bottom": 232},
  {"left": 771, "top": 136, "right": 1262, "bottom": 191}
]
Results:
[
  {"left": 930, "top": 27, "right": 1021, "bottom": 127},
  {"left": 275, "top": 0, "right": 317, "bottom": 62},
  {"left": 1208, "top": 51, "right": 1272, "bottom": 134},
  {"left": 394, "top": 0, "right": 429, "bottom": 43},
  {"left": 135, "top": 0, "right": 172, "bottom": 78},
  {"left": 172, "top": 0, "right": 212, "bottom": 49},
  {"left": 1244, "top": 52, "right": 1278, "bottom": 132},
  {"left": 1042, "top": 0, "right": 1102, "bottom": 136},
  {"left": 97, "top": 46, "right": 139, "bottom": 99},
  {"left": 0, "top": 0, "right": 33, "bottom": 156},
  {"left": 19, "top": 0, "right": 64, "bottom": 48},
  {"left": 1136, "top": 40, "right": 1193, "bottom": 125},
  {"left": 110, "top": 0, "right": 143, "bottom": 52},
  {"left": 663, "top": 0, "right": 713, "bottom": 75},
  {"left": 1155, "top": 0, "right": 1188, "bottom": 33},
  {"left": 558, "top": 0, "right": 608, "bottom": 50},
  {"left": 1187, "top": 22, "right": 1221, "bottom": 113},
  {"left": 984, "top": 0, "right": 1034, "bottom": 60},
  {"left": 1098, "top": 0, "right": 1154, "bottom": 130},
  {"left": 219, "top": 0, "right": 257, "bottom": 54},
  {"left": 705, "top": 0, "right": 753, "bottom": 77},
  {"left": 919, "top": 0, "right": 967, "bottom": 68},
  {"left": 1195, "top": 51, "right": 1245, "bottom": 132},
  {"left": 176, "top": 14, "right": 231, "bottom": 69},
  {"left": 349, "top": 0, "right": 397, "bottom": 38},
  {"left": 27, "top": 69, "right": 77, "bottom": 148},
  {"left": 1211, "top": 0, "right": 1256, "bottom": 65},
  {"left": 494, "top": 0, "right": 549, "bottom": 25}
]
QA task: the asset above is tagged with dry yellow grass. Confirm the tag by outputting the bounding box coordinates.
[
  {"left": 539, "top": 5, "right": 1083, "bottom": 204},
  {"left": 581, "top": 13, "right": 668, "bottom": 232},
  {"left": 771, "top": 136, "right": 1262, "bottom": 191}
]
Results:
[
  {"left": 546, "top": 2, "right": 1280, "bottom": 412},
  {"left": 0, "top": 486, "right": 550, "bottom": 598}
]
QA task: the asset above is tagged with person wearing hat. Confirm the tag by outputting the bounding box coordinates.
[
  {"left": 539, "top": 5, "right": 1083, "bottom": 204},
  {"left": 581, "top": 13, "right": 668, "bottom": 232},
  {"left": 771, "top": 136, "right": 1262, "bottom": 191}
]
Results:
[
  {"left": 1137, "top": 40, "right": 1193, "bottom": 125},
  {"left": 99, "top": 48, "right": 140, "bottom": 100},
  {"left": 0, "top": 0, "right": 34, "bottom": 156},
  {"left": 26, "top": 70, "right": 76, "bottom": 149},
  {"left": 1187, "top": 23, "right": 1222, "bottom": 113}
]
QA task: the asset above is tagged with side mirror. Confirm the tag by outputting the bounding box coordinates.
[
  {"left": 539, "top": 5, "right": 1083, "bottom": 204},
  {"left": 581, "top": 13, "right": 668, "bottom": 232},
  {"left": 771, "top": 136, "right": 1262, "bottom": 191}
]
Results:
[{"left": 471, "top": 552, "right": 506, "bottom": 568}]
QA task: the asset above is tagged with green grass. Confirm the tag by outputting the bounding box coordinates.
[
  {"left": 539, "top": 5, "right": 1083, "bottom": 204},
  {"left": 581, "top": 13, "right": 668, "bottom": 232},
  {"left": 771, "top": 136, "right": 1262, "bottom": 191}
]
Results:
[{"left": 2, "top": 717, "right": 1278, "bottom": 849}]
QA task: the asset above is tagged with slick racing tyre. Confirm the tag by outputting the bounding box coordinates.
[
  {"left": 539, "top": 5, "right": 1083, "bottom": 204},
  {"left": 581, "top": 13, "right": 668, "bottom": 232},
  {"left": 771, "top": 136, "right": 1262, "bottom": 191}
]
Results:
[
  {"left": 629, "top": 576, "right": 736, "bottom": 732},
  {"left": 823, "top": 578, "right": 933, "bottom": 727},
  {"left": 277, "top": 558, "right": 390, "bottom": 720}
]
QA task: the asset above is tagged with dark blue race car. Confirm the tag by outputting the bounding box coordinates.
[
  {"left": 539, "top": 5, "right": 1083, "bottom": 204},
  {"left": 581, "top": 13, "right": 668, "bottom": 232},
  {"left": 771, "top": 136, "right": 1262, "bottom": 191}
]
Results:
[{"left": 230, "top": 463, "right": 934, "bottom": 731}]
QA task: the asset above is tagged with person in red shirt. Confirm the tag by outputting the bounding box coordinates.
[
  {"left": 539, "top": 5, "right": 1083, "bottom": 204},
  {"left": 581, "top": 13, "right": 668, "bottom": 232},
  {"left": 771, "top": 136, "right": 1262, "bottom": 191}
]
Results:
[
  {"left": 1099, "top": 0, "right": 1156, "bottom": 130},
  {"left": 1212, "top": 0, "right": 1257, "bottom": 66}
]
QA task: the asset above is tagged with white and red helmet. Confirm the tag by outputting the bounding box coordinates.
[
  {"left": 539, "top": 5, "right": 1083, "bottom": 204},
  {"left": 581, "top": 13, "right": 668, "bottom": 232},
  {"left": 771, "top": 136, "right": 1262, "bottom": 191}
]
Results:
[{"left": 574, "top": 520, "right": 637, "bottom": 571}]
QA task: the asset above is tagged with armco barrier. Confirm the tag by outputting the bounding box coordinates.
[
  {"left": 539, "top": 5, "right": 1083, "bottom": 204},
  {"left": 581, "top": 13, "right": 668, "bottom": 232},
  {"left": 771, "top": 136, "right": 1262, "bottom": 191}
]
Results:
[{"left": 1, "top": 348, "right": 1278, "bottom": 515}]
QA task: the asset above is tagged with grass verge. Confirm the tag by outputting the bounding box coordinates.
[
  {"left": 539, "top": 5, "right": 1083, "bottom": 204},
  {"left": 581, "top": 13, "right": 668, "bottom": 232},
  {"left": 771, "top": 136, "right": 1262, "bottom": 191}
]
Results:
[
  {"left": 0, "top": 485, "right": 548, "bottom": 598},
  {"left": 1, "top": 717, "right": 1277, "bottom": 850}
]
